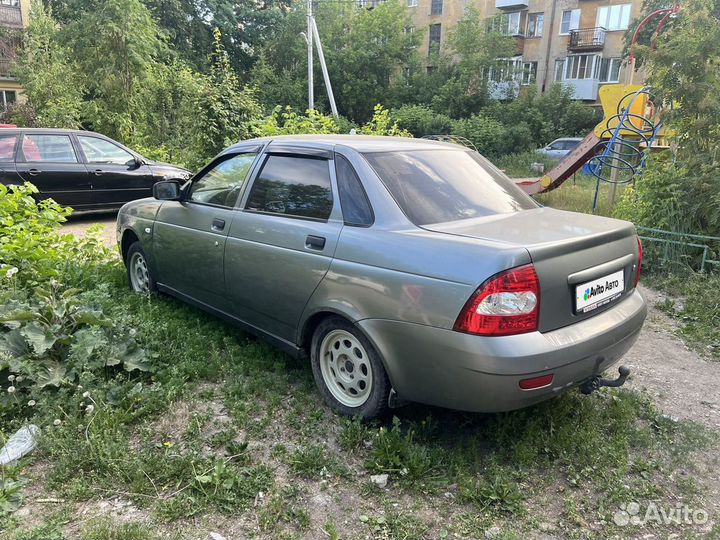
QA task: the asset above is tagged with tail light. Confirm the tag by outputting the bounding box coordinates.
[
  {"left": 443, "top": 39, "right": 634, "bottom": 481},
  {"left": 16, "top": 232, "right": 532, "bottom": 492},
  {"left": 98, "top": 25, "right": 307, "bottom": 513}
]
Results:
[
  {"left": 454, "top": 264, "right": 540, "bottom": 337},
  {"left": 635, "top": 236, "right": 643, "bottom": 287}
]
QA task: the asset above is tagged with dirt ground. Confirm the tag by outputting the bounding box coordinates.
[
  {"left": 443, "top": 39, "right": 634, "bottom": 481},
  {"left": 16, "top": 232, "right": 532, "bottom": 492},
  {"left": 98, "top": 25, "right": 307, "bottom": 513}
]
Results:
[{"left": 62, "top": 211, "right": 119, "bottom": 248}]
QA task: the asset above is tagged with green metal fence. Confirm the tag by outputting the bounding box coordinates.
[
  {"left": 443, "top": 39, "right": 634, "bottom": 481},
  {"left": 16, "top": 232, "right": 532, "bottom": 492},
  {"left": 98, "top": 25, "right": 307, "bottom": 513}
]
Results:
[{"left": 636, "top": 226, "right": 720, "bottom": 273}]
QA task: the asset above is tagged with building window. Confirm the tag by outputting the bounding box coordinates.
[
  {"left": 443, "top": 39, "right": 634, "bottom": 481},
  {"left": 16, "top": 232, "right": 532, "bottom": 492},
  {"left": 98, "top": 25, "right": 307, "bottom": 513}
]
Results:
[
  {"left": 486, "top": 57, "right": 523, "bottom": 83},
  {"left": 599, "top": 57, "right": 622, "bottom": 82},
  {"left": 554, "top": 59, "right": 565, "bottom": 81},
  {"left": 357, "top": 0, "right": 383, "bottom": 8},
  {"left": 565, "top": 54, "right": 599, "bottom": 79},
  {"left": 0, "top": 90, "right": 16, "bottom": 110},
  {"left": 404, "top": 25, "right": 415, "bottom": 34},
  {"left": 428, "top": 23, "right": 441, "bottom": 54},
  {"left": 522, "top": 61, "right": 538, "bottom": 85},
  {"left": 426, "top": 65, "right": 436, "bottom": 75},
  {"left": 491, "top": 11, "right": 526, "bottom": 36},
  {"left": 430, "top": 0, "right": 442, "bottom": 16},
  {"left": 527, "top": 12, "right": 544, "bottom": 37},
  {"left": 407, "top": 0, "right": 418, "bottom": 6},
  {"left": 560, "top": 9, "right": 581, "bottom": 35},
  {"left": 596, "top": 4, "right": 632, "bottom": 31},
  {"left": 0, "top": 0, "right": 19, "bottom": 6}
]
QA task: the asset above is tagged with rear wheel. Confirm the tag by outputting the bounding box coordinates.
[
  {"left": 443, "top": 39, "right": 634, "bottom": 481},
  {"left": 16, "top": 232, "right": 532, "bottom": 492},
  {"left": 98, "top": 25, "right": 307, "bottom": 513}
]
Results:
[
  {"left": 126, "top": 241, "right": 156, "bottom": 294},
  {"left": 311, "top": 316, "right": 390, "bottom": 420}
]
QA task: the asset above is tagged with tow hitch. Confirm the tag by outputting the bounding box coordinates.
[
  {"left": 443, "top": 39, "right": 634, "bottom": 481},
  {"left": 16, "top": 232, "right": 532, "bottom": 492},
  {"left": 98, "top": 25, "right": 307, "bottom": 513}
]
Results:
[{"left": 580, "top": 365, "right": 630, "bottom": 395}]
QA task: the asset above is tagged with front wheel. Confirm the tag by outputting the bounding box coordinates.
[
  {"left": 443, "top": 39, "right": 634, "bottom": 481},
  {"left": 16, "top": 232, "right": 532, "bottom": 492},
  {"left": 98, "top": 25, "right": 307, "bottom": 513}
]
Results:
[
  {"left": 311, "top": 316, "right": 391, "bottom": 420},
  {"left": 125, "top": 241, "right": 156, "bottom": 294}
]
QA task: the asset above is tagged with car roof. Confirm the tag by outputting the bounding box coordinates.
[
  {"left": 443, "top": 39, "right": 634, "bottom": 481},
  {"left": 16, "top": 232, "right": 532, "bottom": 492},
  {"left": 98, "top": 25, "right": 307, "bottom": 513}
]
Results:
[
  {"left": 553, "top": 137, "right": 583, "bottom": 142},
  {"left": 0, "top": 127, "right": 110, "bottom": 137},
  {"left": 226, "top": 134, "right": 467, "bottom": 154}
]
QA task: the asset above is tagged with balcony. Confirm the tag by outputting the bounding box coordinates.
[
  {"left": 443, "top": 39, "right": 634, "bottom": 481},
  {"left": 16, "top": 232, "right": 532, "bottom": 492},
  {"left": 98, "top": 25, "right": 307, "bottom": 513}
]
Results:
[
  {"left": 0, "top": 5, "right": 22, "bottom": 28},
  {"left": 495, "top": 0, "right": 528, "bottom": 10},
  {"left": 568, "top": 27, "right": 606, "bottom": 51},
  {"left": 562, "top": 78, "right": 599, "bottom": 101}
]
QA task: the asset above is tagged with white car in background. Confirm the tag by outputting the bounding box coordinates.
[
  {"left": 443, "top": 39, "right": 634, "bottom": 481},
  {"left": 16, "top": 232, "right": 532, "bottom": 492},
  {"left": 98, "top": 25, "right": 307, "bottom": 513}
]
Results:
[{"left": 536, "top": 138, "right": 583, "bottom": 160}]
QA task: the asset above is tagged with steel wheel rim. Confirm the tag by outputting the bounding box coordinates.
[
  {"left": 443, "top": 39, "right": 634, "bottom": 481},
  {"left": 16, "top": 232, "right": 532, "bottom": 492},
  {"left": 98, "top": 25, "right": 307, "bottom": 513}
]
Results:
[
  {"left": 129, "top": 252, "right": 150, "bottom": 293},
  {"left": 319, "top": 329, "right": 373, "bottom": 407}
]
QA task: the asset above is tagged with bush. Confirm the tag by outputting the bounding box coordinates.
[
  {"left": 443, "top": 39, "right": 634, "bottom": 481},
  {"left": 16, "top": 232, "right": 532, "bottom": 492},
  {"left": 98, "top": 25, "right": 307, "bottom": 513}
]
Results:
[
  {"left": 0, "top": 182, "right": 150, "bottom": 422},
  {"left": 390, "top": 105, "right": 454, "bottom": 137},
  {"left": 252, "top": 104, "right": 410, "bottom": 138},
  {"left": 0, "top": 183, "right": 113, "bottom": 287},
  {"left": 0, "top": 282, "right": 152, "bottom": 418},
  {"left": 614, "top": 156, "right": 720, "bottom": 237},
  {"left": 452, "top": 114, "right": 534, "bottom": 158}
]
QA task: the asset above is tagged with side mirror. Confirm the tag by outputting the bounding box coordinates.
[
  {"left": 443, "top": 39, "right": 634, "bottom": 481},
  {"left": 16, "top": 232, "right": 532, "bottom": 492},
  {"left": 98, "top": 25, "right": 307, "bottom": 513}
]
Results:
[
  {"left": 133, "top": 156, "right": 144, "bottom": 168},
  {"left": 153, "top": 180, "right": 182, "bottom": 201}
]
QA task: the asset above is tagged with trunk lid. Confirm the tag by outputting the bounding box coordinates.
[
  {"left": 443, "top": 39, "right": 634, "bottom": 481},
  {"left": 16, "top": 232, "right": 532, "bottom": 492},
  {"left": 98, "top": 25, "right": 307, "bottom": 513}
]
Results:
[{"left": 425, "top": 207, "right": 640, "bottom": 332}]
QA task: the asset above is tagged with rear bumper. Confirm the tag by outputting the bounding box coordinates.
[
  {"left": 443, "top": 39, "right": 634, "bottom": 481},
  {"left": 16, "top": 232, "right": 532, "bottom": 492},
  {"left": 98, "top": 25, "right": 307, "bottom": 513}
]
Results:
[{"left": 358, "top": 289, "right": 647, "bottom": 413}]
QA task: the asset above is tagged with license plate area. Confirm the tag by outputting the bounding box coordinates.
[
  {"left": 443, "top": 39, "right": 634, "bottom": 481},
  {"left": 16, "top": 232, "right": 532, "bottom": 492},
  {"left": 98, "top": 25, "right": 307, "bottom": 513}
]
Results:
[{"left": 575, "top": 269, "right": 624, "bottom": 314}]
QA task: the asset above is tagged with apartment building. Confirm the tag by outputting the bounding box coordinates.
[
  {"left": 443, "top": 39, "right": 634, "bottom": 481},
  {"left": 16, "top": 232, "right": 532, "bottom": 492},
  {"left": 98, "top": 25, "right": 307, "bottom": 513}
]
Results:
[
  {"left": 0, "top": 0, "right": 28, "bottom": 111},
  {"left": 406, "top": 0, "right": 644, "bottom": 103}
]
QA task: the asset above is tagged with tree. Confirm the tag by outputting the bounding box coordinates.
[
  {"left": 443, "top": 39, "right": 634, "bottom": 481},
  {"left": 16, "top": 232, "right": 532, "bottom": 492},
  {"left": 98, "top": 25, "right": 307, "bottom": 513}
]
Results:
[
  {"left": 195, "top": 29, "right": 261, "bottom": 158},
  {"left": 60, "top": 0, "right": 166, "bottom": 140},
  {"left": 12, "top": 0, "right": 85, "bottom": 128},
  {"left": 615, "top": 0, "right": 720, "bottom": 237},
  {"left": 251, "top": 0, "right": 420, "bottom": 122},
  {"left": 431, "top": 8, "right": 516, "bottom": 118}
]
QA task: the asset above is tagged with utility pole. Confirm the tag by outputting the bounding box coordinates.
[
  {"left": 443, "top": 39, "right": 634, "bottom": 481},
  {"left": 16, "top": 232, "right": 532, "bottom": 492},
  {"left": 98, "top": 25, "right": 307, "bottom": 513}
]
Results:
[
  {"left": 307, "top": 0, "right": 314, "bottom": 111},
  {"left": 303, "top": 0, "right": 339, "bottom": 118},
  {"left": 312, "top": 17, "right": 338, "bottom": 118}
]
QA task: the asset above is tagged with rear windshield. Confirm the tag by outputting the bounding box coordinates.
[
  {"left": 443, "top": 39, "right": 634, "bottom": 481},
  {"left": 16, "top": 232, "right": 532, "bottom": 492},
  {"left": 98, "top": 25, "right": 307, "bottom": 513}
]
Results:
[{"left": 363, "top": 149, "right": 538, "bottom": 226}]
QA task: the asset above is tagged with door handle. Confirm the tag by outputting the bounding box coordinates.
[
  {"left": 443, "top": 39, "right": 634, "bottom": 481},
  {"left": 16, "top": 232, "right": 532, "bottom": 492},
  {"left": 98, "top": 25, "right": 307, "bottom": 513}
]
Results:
[
  {"left": 305, "top": 235, "right": 326, "bottom": 250},
  {"left": 28, "top": 168, "right": 41, "bottom": 176},
  {"left": 93, "top": 169, "right": 104, "bottom": 176},
  {"left": 211, "top": 218, "right": 226, "bottom": 231}
]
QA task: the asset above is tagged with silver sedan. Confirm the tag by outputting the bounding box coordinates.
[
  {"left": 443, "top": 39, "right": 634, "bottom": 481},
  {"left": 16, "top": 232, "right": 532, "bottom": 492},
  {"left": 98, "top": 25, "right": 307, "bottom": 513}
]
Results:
[{"left": 117, "top": 135, "right": 646, "bottom": 419}]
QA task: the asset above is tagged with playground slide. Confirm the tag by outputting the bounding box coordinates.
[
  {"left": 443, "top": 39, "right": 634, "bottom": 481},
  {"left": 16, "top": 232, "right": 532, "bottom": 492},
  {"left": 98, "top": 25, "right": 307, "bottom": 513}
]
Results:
[
  {"left": 515, "top": 84, "right": 661, "bottom": 197},
  {"left": 515, "top": 131, "right": 601, "bottom": 196}
]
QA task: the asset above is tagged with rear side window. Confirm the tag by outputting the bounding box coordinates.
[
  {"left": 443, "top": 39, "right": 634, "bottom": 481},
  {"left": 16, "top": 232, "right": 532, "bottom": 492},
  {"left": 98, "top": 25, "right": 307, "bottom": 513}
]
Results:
[
  {"left": 22, "top": 134, "right": 78, "bottom": 163},
  {"left": 335, "top": 155, "right": 373, "bottom": 226},
  {"left": 363, "top": 149, "right": 537, "bottom": 226},
  {"left": 245, "top": 155, "right": 333, "bottom": 220},
  {"left": 0, "top": 133, "right": 17, "bottom": 161}
]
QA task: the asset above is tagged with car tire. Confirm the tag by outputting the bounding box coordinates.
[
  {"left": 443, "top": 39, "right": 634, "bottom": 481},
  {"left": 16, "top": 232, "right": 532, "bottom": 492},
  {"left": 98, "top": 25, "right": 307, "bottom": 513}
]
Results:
[
  {"left": 125, "top": 241, "right": 157, "bottom": 294},
  {"left": 311, "top": 316, "right": 390, "bottom": 420}
]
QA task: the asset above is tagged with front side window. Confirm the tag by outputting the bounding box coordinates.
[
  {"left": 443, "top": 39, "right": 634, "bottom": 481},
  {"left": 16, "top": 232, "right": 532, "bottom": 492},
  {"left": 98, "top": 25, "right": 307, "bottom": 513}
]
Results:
[
  {"left": 527, "top": 12, "right": 544, "bottom": 37},
  {"left": 364, "top": 150, "right": 537, "bottom": 226},
  {"left": 0, "top": 133, "right": 17, "bottom": 161},
  {"left": 78, "top": 136, "right": 134, "bottom": 165},
  {"left": 22, "top": 134, "right": 77, "bottom": 163},
  {"left": 560, "top": 9, "right": 581, "bottom": 34},
  {"left": 597, "top": 4, "right": 632, "bottom": 31},
  {"left": 245, "top": 155, "right": 333, "bottom": 220},
  {"left": 188, "top": 152, "right": 257, "bottom": 208}
]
